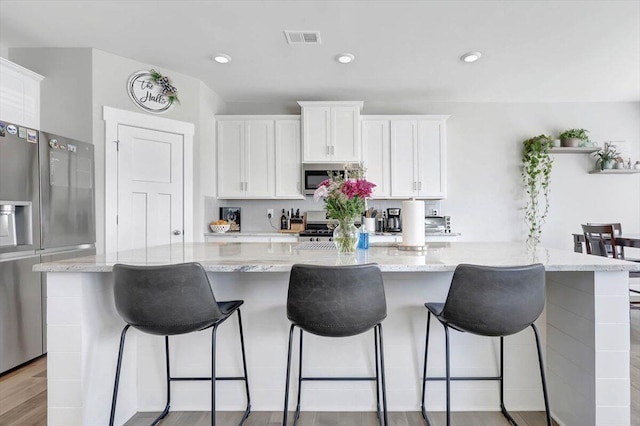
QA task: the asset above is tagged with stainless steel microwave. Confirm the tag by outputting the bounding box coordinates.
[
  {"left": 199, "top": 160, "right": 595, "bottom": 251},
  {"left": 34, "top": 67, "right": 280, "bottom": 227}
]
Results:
[{"left": 303, "top": 168, "right": 346, "bottom": 195}]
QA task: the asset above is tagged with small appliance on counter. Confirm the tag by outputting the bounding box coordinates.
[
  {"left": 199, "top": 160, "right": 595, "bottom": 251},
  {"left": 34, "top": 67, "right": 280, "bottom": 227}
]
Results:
[
  {"left": 424, "top": 215, "right": 452, "bottom": 233},
  {"left": 385, "top": 208, "right": 402, "bottom": 233}
]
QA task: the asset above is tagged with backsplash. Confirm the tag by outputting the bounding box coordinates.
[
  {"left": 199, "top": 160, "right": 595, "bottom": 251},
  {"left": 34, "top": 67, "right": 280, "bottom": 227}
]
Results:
[{"left": 205, "top": 196, "right": 441, "bottom": 233}]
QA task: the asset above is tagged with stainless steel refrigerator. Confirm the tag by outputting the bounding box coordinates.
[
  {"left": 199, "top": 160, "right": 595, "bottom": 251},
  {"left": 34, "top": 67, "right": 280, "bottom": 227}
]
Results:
[{"left": 0, "top": 121, "right": 95, "bottom": 374}]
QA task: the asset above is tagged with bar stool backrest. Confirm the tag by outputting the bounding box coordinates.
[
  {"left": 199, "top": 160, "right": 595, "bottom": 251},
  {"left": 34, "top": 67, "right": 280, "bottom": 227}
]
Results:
[
  {"left": 287, "top": 264, "right": 387, "bottom": 337},
  {"left": 440, "top": 264, "right": 545, "bottom": 336},
  {"left": 113, "top": 262, "right": 222, "bottom": 336}
]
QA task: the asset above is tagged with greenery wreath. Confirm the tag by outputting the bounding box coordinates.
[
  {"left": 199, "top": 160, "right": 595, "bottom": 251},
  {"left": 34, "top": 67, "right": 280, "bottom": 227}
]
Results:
[{"left": 149, "top": 69, "right": 179, "bottom": 104}]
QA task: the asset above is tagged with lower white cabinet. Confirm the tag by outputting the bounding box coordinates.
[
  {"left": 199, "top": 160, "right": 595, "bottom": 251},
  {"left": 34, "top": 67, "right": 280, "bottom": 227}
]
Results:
[
  {"left": 0, "top": 58, "right": 44, "bottom": 129},
  {"left": 363, "top": 115, "right": 448, "bottom": 199},
  {"left": 217, "top": 116, "right": 302, "bottom": 199}
]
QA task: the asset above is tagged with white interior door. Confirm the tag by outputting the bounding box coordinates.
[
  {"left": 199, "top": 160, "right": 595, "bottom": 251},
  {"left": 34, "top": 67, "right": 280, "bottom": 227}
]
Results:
[{"left": 117, "top": 125, "right": 183, "bottom": 251}]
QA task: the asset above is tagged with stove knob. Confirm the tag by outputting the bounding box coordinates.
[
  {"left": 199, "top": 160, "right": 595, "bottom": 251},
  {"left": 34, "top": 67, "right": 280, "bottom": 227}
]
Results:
[
  {"left": 329, "top": 237, "right": 333, "bottom": 242},
  {"left": 309, "top": 237, "right": 313, "bottom": 241},
  {"left": 315, "top": 238, "right": 320, "bottom": 242}
]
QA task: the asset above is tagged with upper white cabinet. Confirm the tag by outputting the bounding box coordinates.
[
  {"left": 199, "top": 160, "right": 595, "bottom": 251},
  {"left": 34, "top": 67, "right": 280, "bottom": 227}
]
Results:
[
  {"left": 0, "top": 58, "right": 44, "bottom": 129},
  {"left": 361, "top": 118, "right": 391, "bottom": 198},
  {"left": 217, "top": 116, "right": 303, "bottom": 199},
  {"left": 275, "top": 119, "right": 302, "bottom": 197},
  {"left": 299, "top": 101, "right": 363, "bottom": 163},
  {"left": 363, "top": 115, "right": 448, "bottom": 199}
]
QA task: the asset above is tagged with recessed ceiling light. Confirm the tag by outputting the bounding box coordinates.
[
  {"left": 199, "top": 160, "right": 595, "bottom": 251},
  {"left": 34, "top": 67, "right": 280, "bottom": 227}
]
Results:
[
  {"left": 336, "top": 53, "right": 355, "bottom": 64},
  {"left": 460, "top": 52, "right": 482, "bottom": 63},
  {"left": 212, "top": 54, "right": 232, "bottom": 64}
]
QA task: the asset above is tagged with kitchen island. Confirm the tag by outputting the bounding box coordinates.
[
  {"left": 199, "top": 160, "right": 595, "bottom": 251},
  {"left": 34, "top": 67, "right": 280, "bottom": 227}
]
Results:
[{"left": 35, "top": 242, "right": 639, "bottom": 426}]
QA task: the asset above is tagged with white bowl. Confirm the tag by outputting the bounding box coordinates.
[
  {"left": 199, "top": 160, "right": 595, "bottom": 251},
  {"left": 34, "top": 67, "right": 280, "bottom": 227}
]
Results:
[{"left": 210, "top": 224, "right": 230, "bottom": 233}]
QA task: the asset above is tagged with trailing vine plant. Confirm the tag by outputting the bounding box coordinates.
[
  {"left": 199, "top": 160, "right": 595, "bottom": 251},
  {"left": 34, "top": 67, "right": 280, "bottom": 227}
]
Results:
[{"left": 522, "top": 135, "right": 554, "bottom": 246}]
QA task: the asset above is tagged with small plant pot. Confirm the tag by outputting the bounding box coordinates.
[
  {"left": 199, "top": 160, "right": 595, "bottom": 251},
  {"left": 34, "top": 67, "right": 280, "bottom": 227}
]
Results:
[
  {"left": 602, "top": 159, "right": 616, "bottom": 170},
  {"left": 561, "top": 137, "right": 581, "bottom": 147}
]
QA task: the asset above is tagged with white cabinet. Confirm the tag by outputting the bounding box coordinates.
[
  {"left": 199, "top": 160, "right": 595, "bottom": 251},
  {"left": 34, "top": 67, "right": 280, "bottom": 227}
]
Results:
[
  {"left": 217, "top": 116, "right": 302, "bottom": 199},
  {"left": 0, "top": 58, "right": 44, "bottom": 129},
  {"left": 275, "top": 119, "right": 303, "bottom": 198},
  {"left": 363, "top": 115, "right": 448, "bottom": 199},
  {"left": 389, "top": 116, "right": 448, "bottom": 199},
  {"left": 362, "top": 118, "right": 390, "bottom": 198},
  {"left": 299, "top": 101, "right": 362, "bottom": 163}
]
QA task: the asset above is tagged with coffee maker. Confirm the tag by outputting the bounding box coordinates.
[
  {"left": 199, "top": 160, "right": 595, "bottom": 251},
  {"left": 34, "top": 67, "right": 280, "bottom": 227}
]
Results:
[{"left": 385, "top": 208, "right": 402, "bottom": 232}]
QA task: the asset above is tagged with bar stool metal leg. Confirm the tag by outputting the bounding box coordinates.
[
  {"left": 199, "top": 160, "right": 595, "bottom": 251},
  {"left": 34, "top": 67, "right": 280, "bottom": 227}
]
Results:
[
  {"left": 532, "top": 324, "right": 552, "bottom": 426},
  {"left": 374, "top": 326, "right": 382, "bottom": 426},
  {"left": 149, "top": 336, "right": 171, "bottom": 426},
  {"left": 236, "top": 309, "right": 252, "bottom": 424},
  {"left": 109, "top": 324, "right": 131, "bottom": 426},
  {"left": 293, "top": 329, "right": 303, "bottom": 425},
  {"left": 444, "top": 324, "right": 451, "bottom": 426},
  {"left": 211, "top": 324, "right": 219, "bottom": 426},
  {"left": 498, "top": 336, "right": 517, "bottom": 425},
  {"left": 283, "top": 324, "right": 296, "bottom": 426},
  {"left": 377, "top": 323, "right": 389, "bottom": 426},
  {"left": 421, "top": 312, "right": 432, "bottom": 424}
]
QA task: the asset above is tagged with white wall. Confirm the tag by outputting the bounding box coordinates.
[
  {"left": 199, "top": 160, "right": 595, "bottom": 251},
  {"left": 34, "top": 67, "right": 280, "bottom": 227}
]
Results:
[
  {"left": 226, "top": 101, "right": 640, "bottom": 250},
  {"left": 9, "top": 47, "right": 226, "bottom": 253}
]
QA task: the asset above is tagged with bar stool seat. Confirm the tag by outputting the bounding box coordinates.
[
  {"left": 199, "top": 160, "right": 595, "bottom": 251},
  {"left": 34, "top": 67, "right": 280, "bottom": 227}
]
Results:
[
  {"left": 109, "top": 262, "right": 251, "bottom": 426},
  {"left": 421, "top": 263, "right": 551, "bottom": 426},
  {"left": 283, "top": 263, "right": 389, "bottom": 426}
]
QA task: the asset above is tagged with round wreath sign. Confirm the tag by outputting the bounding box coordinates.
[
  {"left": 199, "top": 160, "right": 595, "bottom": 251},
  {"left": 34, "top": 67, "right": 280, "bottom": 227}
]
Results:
[{"left": 127, "top": 69, "right": 179, "bottom": 114}]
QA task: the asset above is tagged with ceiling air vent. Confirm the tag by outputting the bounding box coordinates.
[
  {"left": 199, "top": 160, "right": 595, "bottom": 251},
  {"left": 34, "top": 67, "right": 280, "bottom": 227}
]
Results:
[{"left": 284, "top": 30, "right": 321, "bottom": 45}]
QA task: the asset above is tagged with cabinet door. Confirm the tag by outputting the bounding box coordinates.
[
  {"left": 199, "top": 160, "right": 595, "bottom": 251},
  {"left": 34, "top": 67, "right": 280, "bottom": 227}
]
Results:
[
  {"left": 244, "top": 120, "right": 275, "bottom": 197},
  {"left": 362, "top": 119, "right": 390, "bottom": 198},
  {"left": 275, "top": 119, "right": 303, "bottom": 198},
  {"left": 0, "top": 59, "right": 41, "bottom": 129},
  {"left": 302, "top": 106, "right": 331, "bottom": 162},
  {"left": 417, "top": 120, "right": 446, "bottom": 198},
  {"left": 217, "top": 120, "right": 245, "bottom": 198},
  {"left": 390, "top": 120, "right": 418, "bottom": 197},
  {"left": 331, "top": 106, "right": 360, "bottom": 162}
]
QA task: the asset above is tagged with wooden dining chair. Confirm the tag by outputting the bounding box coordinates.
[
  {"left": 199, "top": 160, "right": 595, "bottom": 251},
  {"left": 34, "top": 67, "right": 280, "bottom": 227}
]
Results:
[
  {"left": 586, "top": 222, "right": 623, "bottom": 257},
  {"left": 582, "top": 224, "right": 640, "bottom": 309}
]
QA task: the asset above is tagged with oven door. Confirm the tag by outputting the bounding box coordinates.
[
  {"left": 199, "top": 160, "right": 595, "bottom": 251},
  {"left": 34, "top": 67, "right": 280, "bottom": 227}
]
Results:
[
  {"left": 424, "top": 216, "right": 445, "bottom": 233},
  {"left": 304, "top": 170, "right": 345, "bottom": 195}
]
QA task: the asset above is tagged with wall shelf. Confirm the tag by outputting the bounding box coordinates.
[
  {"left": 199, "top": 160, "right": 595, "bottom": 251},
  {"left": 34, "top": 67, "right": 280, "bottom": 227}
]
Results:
[
  {"left": 550, "top": 147, "right": 599, "bottom": 154},
  {"left": 588, "top": 169, "right": 640, "bottom": 174}
]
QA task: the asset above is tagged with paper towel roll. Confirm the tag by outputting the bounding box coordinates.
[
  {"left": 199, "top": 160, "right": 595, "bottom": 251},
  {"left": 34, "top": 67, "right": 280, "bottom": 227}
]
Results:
[{"left": 402, "top": 199, "right": 425, "bottom": 247}]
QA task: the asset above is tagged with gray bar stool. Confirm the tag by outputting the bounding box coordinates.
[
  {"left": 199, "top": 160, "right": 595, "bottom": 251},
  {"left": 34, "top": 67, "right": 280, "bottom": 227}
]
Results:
[
  {"left": 421, "top": 263, "right": 551, "bottom": 426},
  {"left": 109, "top": 262, "right": 251, "bottom": 426},
  {"left": 283, "top": 264, "right": 388, "bottom": 426}
]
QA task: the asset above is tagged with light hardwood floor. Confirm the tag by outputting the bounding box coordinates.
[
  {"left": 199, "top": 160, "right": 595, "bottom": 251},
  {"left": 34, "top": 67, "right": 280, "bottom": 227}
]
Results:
[{"left": 2, "top": 310, "right": 640, "bottom": 425}]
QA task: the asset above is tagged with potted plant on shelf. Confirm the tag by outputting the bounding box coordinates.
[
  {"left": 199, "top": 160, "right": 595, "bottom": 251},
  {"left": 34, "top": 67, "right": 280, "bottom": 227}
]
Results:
[
  {"left": 559, "top": 128, "right": 589, "bottom": 148},
  {"left": 522, "top": 134, "right": 554, "bottom": 246},
  {"left": 593, "top": 143, "right": 621, "bottom": 170}
]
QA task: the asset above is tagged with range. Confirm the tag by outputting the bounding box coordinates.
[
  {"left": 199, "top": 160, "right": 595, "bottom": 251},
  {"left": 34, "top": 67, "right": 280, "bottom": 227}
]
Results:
[{"left": 298, "top": 211, "right": 334, "bottom": 241}]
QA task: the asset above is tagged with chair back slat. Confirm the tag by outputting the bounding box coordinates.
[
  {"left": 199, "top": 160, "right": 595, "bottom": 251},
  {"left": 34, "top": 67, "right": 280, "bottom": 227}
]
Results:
[{"left": 582, "top": 224, "right": 619, "bottom": 259}]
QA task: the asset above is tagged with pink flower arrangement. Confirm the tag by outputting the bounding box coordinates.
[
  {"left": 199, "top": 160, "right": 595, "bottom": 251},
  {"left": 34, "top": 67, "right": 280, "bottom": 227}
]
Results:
[{"left": 313, "top": 167, "right": 376, "bottom": 221}]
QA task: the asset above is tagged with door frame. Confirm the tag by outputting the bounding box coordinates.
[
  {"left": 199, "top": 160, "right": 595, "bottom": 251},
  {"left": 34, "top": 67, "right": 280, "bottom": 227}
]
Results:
[{"left": 103, "top": 106, "right": 194, "bottom": 254}]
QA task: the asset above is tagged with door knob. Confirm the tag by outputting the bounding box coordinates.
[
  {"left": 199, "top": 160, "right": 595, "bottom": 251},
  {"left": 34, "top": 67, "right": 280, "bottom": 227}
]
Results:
[{"left": 173, "top": 230, "right": 182, "bottom": 236}]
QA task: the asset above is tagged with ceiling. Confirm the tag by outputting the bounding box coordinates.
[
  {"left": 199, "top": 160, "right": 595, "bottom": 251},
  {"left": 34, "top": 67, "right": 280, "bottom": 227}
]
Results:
[{"left": 0, "top": 0, "right": 639, "bottom": 103}]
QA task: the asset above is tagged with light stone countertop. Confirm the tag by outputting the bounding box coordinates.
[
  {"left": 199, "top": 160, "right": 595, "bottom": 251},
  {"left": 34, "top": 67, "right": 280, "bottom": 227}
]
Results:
[
  {"left": 33, "top": 242, "right": 640, "bottom": 273},
  {"left": 203, "top": 232, "right": 462, "bottom": 237}
]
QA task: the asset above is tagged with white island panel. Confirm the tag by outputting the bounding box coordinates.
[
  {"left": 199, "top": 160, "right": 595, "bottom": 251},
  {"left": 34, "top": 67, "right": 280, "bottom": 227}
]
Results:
[{"left": 36, "top": 242, "right": 638, "bottom": 426}]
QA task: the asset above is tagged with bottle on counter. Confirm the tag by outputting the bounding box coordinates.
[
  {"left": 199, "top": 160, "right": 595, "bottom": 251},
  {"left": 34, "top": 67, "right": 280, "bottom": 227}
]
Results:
[
  {"left": 286, "top": 210, "right": 291, "bottom": 230},
  {"left": 358, "top": 226, "right": 369, "bottom": 250},
  {"left": 280, "top": 209, "right": 287, "bottom": 230}
]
